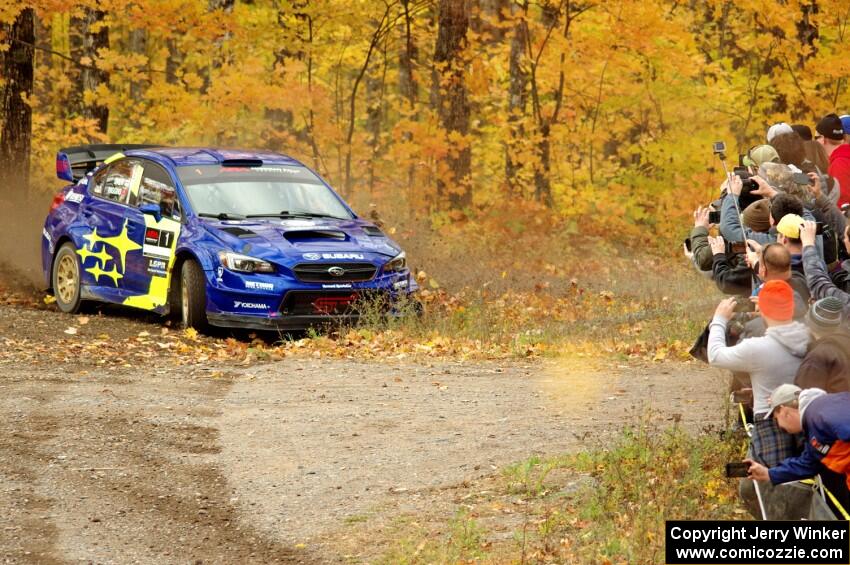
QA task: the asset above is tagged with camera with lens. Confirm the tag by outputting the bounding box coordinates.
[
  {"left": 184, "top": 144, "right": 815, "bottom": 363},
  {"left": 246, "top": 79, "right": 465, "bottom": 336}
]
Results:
[
  {"left": 733, "top": 166, "right": 758, "bottom": 193},
  {"left": 733, "top": 166, "right": 763, "bottom": 208}
]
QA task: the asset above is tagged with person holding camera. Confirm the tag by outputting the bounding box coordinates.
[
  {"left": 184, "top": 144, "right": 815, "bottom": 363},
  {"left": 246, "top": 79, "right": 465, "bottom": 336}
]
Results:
[
  {"left": 746, "top": 384, "right": 850, "bottom": 514},
  {"left": 806, "top": 172, "right": 847, "bottom": 251},
  {"left": 802, "top": 220, "right": 850, "bottom": 317},
  {"left": 720, "top": 171, "right": 826, "bottom": 260},
  {"left": 688, "top": 205, "right": 718, "bottom": 274},
  {"left": 719, "top": 175, "right": 775, "bottom": 246},
  {"left": 708, "top": 234, "right": 754, "bottom": 296},
  {"left": 708, "top": 280, "right": 810, "bottom": 466}
]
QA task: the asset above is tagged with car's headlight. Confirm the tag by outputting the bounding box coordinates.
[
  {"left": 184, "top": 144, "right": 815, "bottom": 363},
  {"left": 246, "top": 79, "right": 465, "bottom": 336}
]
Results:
[
  {"left": 384, "top": 251, "right": 407, "bottom": 273},
  {"left": 218, "top": 251, "right": 275, "bottom": 273}
]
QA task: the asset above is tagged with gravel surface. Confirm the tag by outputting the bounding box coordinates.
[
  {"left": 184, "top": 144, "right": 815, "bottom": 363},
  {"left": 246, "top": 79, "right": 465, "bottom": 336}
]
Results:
[{"left": 0, "top": 301, "right": 726, "bottom": 563}]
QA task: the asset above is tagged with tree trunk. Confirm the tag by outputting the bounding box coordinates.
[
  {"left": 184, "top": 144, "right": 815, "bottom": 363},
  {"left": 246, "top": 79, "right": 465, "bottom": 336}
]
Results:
[
  {"left": 366, "top": 60, "right": 382, "bottom": 194},
  {"left": 434, "top": 0, "right": 471, "bottom": 209},
  {"left": 343, "top": 5, "right": 391, "bottom": 196},
  {"left": 34, "top": 13, "right": 52, "bottom": 71},
  {"left": 505, "top": 0, "right": 528, "bottom": 196},
  {"left": 471, "top": 0, "right": 509, "bottom": 43},
  {"left": 399, "top": 0, "right": 419, "bottom": 194},
  {"left": 128, "top": 27, "right": 148, "bottom": 103},
  {"left": 0, "top": 8, "right": 35, "bottom": 193},
  {"left": 534, "top": 123, "right": 553, "bottom": 206},
  {"left": 267, "top": 0, "right": 309, "bottom": 138},
  {"left": 399, "top": 0, "right": 418, "bottom": 108},
  {"left": 33, "top": 13, "right": 52, "bottom": 128},
  {"left": 166, "top": 37, "right": 183, "bottom": 84},
  {"left": 796, "top": 1, "right": 818, "bottom": 65},
  {"left": 201, "top": 0, "right": 235, "bottom": 94},
  {"left": 70, "top": 7, "right": 109, "bottom": 134}
]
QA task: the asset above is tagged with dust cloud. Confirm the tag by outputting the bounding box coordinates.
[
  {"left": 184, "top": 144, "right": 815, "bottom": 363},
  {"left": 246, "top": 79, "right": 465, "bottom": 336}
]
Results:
[{"left": 0, "top": 189, "right": 52, "bottom": 292}]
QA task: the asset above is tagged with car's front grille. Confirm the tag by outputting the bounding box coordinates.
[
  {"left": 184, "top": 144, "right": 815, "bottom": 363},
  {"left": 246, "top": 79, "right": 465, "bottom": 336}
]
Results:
[
  {"left": 279, "top": 290, "right": 389, "bottom": 316},
  {"left": 293, "top": 262, "right": 377, "bottom": 283},
  {"left": 280, "top": 291, "right": 360, "bottom": 316}
]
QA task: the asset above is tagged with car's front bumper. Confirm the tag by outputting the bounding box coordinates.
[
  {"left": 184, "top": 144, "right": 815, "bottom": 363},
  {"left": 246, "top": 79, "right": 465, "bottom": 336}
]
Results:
[
  {"left": 206, "top": 306, "right": 417, "bottom": 331},
  {"left": 204, "top": 273, "right": 418, "bottom": 331},
  {"left": 207, "top": 311, "right": 361, "bottom": 331}
]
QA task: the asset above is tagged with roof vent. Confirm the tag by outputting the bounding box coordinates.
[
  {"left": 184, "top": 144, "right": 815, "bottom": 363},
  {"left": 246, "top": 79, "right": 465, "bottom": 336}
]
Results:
[{"left": 221, "top": 159, "right": 263, "bottom": 167}]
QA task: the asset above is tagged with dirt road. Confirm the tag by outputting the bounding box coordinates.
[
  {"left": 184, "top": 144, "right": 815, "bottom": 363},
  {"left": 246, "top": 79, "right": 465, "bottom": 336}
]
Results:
[{"left": 0, "top": 301, "right": 725, "bottom": 563}]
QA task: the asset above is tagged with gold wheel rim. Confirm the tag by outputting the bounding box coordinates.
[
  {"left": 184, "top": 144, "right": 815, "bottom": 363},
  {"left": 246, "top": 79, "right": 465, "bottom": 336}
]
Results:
[
  {"left": 181, "top": 274, "right": 189, "bottom": 326},
  {"left": 56, "top": 254, "right": 78, "bottom": 304}
]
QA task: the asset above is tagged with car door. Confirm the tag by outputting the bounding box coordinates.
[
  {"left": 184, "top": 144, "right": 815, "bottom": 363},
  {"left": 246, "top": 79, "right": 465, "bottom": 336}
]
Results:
[
  {"left": 122, "top": 159, "right": 184, "bottom": 311},
  {"left": 77, "top": 159, "right": 143, "bottom": 296}
]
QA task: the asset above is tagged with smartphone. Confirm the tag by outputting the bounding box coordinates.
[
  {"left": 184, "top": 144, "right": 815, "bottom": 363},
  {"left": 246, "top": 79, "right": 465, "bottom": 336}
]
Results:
[
  {"left": 792, "top": 172, "right": 811, "bottom": 186},
  {"left": 733, "top": 296, "right": 756, "bottom": 313},
  {"left": 708, "top": 211, "right": 721, "bottom": 224},
  {"left": 730, "top": 241, "right": 747, "bottom": 255},
  {"left": 713, "top": 141, "right": 727, "bottom": 154},
  {"left": 816, "top": 222, "right": 824, "bottom": 235},
  {"left": 725, "top": 462, "right": 750, "bottom": 478},
  {"left": 684, "top": 237, "right": 692, "bottom": 252}
]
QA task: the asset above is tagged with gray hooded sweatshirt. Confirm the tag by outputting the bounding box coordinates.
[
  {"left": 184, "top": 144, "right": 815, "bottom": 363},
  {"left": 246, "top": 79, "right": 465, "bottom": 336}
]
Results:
[
  {"left": 708, "top": 317, "right": 811, "bottom": 414},
  {"left": 799, "top": 387, "right": 827, "bottom": 422}
]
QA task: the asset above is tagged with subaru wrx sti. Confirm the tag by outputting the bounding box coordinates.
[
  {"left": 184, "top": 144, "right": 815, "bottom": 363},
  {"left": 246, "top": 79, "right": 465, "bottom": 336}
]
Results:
[{"left": 42, "top": 145, "right": 417, "bottom": 331}]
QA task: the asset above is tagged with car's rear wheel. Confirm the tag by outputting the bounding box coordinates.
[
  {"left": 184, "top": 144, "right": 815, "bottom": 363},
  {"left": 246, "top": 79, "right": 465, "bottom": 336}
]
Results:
[
  {"left": 180, "top": 259, "right": 208, "bottom": 331},
  {"left": 52, "top": 242, "right": 83, "bottom": 314}
]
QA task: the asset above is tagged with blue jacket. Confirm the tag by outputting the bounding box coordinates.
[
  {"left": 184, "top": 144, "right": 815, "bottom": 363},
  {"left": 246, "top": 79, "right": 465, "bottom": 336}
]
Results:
[{"left": 769, "top": 393, "right": 850, "bottom": 488}]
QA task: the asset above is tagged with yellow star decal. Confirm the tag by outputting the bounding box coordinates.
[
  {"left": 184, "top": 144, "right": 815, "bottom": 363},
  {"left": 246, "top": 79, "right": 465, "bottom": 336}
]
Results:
[
  {"left": 77, "top": 243, "right": 113, "bottom": 266},
  {"left": 77, "top": 245, "right": 99, "bottom": 264},
  {"left": 82, "top": 228, "right": 107, "bottom": 249},
  {"left": 82, "top": 220, "right": 141, "bottom": 271},
  {"left": 86, "top": 262, "right": 123, "bottom": 286},
  {"left": 92, "top": 245, "right": 112, "bottom": 264},
  {"left": 101, "top": 264, "right": 123, "bottom": 286}
]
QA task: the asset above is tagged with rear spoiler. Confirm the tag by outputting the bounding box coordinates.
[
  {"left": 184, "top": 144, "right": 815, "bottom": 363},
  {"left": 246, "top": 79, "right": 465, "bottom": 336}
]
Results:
[{"left": 56, "top": 144, "right": 162, "bottom": 182}]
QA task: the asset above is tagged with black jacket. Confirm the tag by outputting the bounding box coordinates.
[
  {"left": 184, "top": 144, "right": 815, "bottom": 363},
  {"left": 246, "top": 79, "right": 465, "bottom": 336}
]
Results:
[{"left": 712, "top": 252, "right": 753, "bottom": 296}]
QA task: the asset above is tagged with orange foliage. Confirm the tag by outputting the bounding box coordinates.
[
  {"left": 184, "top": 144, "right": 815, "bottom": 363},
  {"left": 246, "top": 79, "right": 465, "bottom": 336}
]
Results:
[{"left": 1, "top": 0, "right": 849, "bottom": 246}]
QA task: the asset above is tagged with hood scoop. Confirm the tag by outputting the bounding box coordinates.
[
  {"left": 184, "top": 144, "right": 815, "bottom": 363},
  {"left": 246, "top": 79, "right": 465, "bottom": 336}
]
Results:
[
  {"left": 220, "top": 226, "right": 259, "bottom": 239},
  {"left": 284, "top": 230, "right": 347, "bottom": 243},
  {"left": 362, "top": 225, "right": 384, "bottom": 236}
]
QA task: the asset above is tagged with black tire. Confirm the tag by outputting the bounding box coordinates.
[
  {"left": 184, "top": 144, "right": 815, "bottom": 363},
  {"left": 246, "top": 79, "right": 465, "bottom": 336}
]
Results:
[
  {"left": 52, "top": 242, "right": 83, "bottom": 314},
  {"left": 180, "top": 259, "right": 208, "bottom": 331}
]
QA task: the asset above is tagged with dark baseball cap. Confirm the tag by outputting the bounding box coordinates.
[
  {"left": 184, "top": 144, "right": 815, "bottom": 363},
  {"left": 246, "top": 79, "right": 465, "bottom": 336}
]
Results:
[
  {"left": 791, "top": 124, "right": 812, "bottom": 141},
  {"left": 816, "top": 113, "right": 845, "bottom": 141}
]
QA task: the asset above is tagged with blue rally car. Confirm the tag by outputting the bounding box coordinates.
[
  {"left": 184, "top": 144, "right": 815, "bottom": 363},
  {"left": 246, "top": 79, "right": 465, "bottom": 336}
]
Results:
[{"left": 42, "top": 144, "right": 417, "bottom": 331}]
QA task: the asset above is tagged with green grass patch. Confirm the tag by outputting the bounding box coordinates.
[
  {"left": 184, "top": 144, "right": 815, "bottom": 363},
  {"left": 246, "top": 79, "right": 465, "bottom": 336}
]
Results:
[{"left": 380, "top": 414, "right": 747, "bottom": 563}]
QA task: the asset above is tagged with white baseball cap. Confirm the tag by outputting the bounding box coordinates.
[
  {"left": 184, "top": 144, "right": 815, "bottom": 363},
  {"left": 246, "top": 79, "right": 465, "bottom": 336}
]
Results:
[{"left": 764, "top": 383, "right": 801, "bottom": 419}]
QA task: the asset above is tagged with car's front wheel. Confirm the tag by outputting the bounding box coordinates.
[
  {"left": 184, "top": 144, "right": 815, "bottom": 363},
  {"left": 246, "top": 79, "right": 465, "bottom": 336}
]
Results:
[
  {"left": 180, "top": 259, "right": 208, "bottom": 331},
  {"left": 52, "top": 242, "right": 83, "bottom": 314}
]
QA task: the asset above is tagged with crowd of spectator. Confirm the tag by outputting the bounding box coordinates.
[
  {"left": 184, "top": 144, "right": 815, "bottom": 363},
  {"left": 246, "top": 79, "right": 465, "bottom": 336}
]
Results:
[{"left": 684, "top": 113, "right": 850, "bottom": 520}]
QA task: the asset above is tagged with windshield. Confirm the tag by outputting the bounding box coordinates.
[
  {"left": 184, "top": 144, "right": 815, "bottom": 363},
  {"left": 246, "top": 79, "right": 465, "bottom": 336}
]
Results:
[{"left": 177, "top": 165, "right": 353, "bottom": 220}]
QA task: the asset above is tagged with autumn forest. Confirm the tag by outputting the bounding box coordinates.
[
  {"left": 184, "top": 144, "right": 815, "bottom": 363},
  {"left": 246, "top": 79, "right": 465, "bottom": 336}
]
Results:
[{"left": 1, "top": 0, "right": 850, "bottom": 241}]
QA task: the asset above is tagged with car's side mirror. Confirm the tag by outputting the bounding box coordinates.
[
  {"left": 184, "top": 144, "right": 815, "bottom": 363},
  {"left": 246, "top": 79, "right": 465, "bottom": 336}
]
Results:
[{"left": 139, "top": 203, "right": 162, "bottom": 222}]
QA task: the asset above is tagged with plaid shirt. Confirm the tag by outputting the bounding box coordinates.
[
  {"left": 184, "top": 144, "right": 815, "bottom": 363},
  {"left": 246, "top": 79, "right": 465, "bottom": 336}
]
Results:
[{"left": 752, "top": 416, "right": 800, "bottom": 468}]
